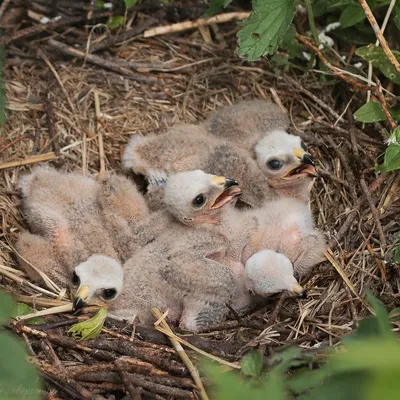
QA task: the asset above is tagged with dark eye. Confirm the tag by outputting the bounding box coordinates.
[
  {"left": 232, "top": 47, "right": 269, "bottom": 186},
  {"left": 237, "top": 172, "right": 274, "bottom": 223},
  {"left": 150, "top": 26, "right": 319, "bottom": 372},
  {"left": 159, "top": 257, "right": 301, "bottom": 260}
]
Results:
[
  {"left": 301, "top": 142, "right": 308, "bottom": 151},
  {"left": 103, "top": 288, "right": 117, "bottom": 300},
  {"left": 71, "top": 272, "right": 80, "bottom": 286},
  {"left": 267, "top": 159, "right": 282, "bottom": 170},
  {"left": 193, "top": 194, "right": 206, "bottom": 207}
]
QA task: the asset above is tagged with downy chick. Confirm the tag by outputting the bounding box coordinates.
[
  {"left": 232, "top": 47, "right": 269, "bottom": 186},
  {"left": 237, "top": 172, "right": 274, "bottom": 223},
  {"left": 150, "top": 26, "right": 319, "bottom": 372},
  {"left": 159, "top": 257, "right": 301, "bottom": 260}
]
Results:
[
  {"left": 244, "top": 250, "right": 305, "bottom": 297},
  {"left": 18, "top": 166, "right": 118, "bottom": 267},
  {"left": 204, "top": 100, "right": 317, "bottom": 203},
  {"left": 96, "top": 172, "right": 149, "bottom": 261},
  {"left": 74, "top": 171, "right": 243, "bottom": 331}
]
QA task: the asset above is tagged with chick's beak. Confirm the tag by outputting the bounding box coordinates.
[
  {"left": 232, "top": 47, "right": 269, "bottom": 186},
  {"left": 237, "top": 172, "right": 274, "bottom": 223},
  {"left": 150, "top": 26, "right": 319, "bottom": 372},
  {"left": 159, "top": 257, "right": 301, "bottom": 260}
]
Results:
[
  {"left": 224, "top": 178, "right": 239, "bottom": 189},
  {"left": 72, "top": 285, "right": 90, "bottom": 312},
  {"left": 291, "top": 283, "right": 307, "bottom": 298},
  {"left": 301, "top": 153, "right": 315, "bottom": 167}
]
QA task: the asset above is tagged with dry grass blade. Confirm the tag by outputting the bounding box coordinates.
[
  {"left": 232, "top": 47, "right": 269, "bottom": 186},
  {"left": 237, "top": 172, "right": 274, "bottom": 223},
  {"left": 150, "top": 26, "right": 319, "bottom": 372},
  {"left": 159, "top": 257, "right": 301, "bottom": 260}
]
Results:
[
  {"left": 0, "top": 152, "right": 56, "bottom": 170},
  {"left": 16, "top": 303, "right": 73, "bottom": 321},
  {"left": 152, "top": 307, "right": 210, "bottom": 400}
]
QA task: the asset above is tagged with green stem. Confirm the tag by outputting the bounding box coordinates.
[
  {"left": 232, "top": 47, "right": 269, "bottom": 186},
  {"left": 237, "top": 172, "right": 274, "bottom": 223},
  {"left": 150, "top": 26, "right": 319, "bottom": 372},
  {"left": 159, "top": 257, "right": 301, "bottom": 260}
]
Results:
[{"left": 304, "top": 0, "right": 319, "bottom": 45}]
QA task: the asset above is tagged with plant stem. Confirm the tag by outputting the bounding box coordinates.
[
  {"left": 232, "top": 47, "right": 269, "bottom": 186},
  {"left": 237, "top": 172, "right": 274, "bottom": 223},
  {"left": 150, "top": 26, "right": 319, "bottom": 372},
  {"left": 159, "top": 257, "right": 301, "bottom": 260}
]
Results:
[
  {"left": 304, "top": 0, "right": 319, "bottom": 45},
  {"left": 358, "top": 0, "right": 400, "bottom": 76}
]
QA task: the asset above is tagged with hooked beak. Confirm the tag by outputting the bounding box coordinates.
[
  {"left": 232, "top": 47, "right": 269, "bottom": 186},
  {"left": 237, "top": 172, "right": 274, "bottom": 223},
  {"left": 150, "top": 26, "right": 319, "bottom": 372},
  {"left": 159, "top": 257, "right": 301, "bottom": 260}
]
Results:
[
  {"left": 277, "top": 148, "right": 317, "bottom": 181},
  {"left": 72, "top": 285, "right": 90, "bottom": 312},
  {"left": 301, "top": 153, "right": 315, "bottom": 167},
  {"left": 210, "top": 176, "right": 242, "bottom": 209},
  {"left": 291, "top": 283, "right": 307, "bottom": 298}
]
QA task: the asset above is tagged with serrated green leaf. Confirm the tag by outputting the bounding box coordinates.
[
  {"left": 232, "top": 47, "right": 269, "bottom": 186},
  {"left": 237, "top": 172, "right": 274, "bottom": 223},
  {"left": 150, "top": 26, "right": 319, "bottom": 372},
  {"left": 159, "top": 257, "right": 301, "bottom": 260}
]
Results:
[
  {"left": 10, "top": 303, "right": 46, "bottom": 325},
  {"left": 354, "top": 101, "right": 386, "bottom": 123},
  {"left": 237, "top": 0, "right": 296, "bottom": 61},
  {"left": 107, "top": 15, "right": 125, "bottom": 30},
  {"left": 0, "top": 291, "right": 14, "bottom": 325},
  {"left": 68, "top": 308, "right": 107, "bottom": 341},
  {"left": 0, "top": 332, "right": 43, "bottom": 399},
  {"left": 124, "top": 0, "right": 138, "bottom": 8},
  {"left": 240, "top": 350, "right": 263, "bottom": 378},
  {"left": 356, "top": 45, "right": 400, "bottom": 84},
  {"left": 203, "top": 0, "right": 232, "bottom": 18},
  {"left": 378, "top": 144, "right": 400, "bottom": 173}
]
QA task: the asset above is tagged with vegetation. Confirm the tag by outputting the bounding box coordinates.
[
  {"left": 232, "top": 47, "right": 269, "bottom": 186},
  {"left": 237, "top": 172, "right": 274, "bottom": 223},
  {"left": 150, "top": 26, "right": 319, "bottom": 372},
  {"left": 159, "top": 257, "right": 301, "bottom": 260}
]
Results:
[
  {"left": 0, "top": 291, "right": 43, "bottom": 400},
  {"left": 204, "top": 291, "right": 400, "bottom": 399}
]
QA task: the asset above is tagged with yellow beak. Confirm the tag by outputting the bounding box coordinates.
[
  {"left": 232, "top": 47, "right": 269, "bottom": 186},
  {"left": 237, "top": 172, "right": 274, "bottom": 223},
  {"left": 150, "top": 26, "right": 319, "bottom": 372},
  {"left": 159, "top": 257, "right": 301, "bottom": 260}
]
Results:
[
  {"left": 72, "top": 285, "right": 90, "bottom": 312},
  {"left": 210, "top": 175, "right": 226, "bottom": 186},
  {"left": 292, "top": 148, "right": 306, "bottom": 160}
]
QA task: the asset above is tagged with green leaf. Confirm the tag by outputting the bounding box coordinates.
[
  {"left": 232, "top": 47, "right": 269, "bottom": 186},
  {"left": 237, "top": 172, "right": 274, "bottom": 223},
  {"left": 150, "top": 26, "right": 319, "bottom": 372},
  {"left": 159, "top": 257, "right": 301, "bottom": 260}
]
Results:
[
  {"left": 339, "top": 0, "right": 376, "bottom": 28},
  {"left": 0, "top": 291, "right": 14, "bottom": 325},
  {"left": 0, "top": 332, "right": 43, "bottom": 399},
  {"left": 339, "top": 4, "right": 366, "bottom": 28},
  {"left": 394, "top": 2, "right": 400, "bottom": 31},
  {"left": 237, "top": 0, "right": 296, "bottom": 61},
  {"left": 107, "top": 16, "right": 125, "bottom": 30},
  {"left": 10, "top": 303, "right": 46, "bottom": 325},
  {"left": 356, "top": 45, "right": 400, "bottom": 84},
  {"left": 124, "top": 0, "right": 138, "bottom": 8},
  {"left": 388, "top": 307, "right": 400, "bottom": 321},
  {"left": 203, "top": 0, "right": 233, "bottom": 18},
  {"left": 94, "top": 0, "right": 104, "bottom": 9},
  {"left": 376, "top": 127, "right": 400, "bottom": 173},
  {"left": 354, "top": 101, "right": 386, "bottom": 123},
  {"left": 365, "top": 290, "right": 392, "bottom": 339},
  {"left": 68, "top": 308, "right": 108, "bottom": 341},
  {"left": 240, "top": 350, "right": 263, "bottom": 378}
]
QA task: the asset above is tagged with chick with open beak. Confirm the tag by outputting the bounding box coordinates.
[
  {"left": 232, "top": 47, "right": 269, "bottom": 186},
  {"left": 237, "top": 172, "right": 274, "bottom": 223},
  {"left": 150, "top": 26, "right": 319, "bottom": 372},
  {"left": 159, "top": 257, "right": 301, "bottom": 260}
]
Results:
[{"left": 163, "top": 170, "right": 242, "bottom": 226}]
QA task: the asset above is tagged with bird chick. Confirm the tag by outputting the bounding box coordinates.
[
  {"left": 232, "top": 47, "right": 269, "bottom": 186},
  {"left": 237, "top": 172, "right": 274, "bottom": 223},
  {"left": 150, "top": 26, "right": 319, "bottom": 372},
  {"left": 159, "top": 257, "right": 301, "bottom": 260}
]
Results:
[
  {"left": 72, "top": 255, "right": 123, "bottom": 311},
  {"left": 244, "top": 250, "right": 306, "bottom": 297},
  {"left": 204, "top": 99, "right": 290, "bottom": 151},
  {"left": 96, "top": 172, "right": 149, "bottom": 261},
  {"left": 242, "top": 197, "right": 326, "bottom": 277},
  {"left": 18, "top": 166, "right": 118, "bottom": 267},
  {"left": 204, "top": 100, "right": 317, "bottom": 203}
]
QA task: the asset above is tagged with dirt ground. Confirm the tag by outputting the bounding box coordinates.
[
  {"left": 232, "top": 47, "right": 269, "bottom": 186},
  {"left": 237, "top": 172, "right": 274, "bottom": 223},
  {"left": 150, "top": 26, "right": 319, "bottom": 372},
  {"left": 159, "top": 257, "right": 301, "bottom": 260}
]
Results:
[{"left": 0, "top": 1, "right": 399, "bottom": 399}]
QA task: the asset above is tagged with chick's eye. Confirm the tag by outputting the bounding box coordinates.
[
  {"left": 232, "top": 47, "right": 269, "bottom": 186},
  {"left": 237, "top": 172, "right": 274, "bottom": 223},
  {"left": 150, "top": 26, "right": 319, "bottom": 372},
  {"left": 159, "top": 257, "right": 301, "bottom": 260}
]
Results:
[
  {"left": 193, "top": 194, "right": 206, "bottom": 207},
  {"left": 71, "top": 272, "right": 80, "bottom": 286},
  {"left": 301, "top": 142, "right": 308, "bottom": 151},
  {"left": 267, "top": 159, "right": 282, "bottom": 170},
  {"left": 103, "top": 288, "right": 117, "bottom": 300}
]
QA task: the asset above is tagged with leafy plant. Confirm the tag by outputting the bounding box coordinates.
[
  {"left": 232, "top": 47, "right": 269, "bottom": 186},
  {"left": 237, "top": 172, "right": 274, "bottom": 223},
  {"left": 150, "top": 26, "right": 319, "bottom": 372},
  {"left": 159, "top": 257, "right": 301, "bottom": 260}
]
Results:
[
  {"left": 376, "top": 127, "right": 400, "bottom": 173},
  {"left": 203, "top": 291, "right": 400, "bottom": 399},
  {"left": 68, "top": 307, "right": 108, "bottom": 341},
  {"left": 0, "top": 291, "right": 43, "bottom": 399}
]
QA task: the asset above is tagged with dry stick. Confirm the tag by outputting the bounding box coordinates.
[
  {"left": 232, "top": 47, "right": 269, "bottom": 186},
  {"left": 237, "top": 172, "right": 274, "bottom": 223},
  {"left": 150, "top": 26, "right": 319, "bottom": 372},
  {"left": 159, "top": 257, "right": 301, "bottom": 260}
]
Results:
[
  {"left": 0, "top": 0, "right": 11, "bottom": 20},
  {"left": 375, "top": 84, "right": 397, "bottom": 131},
  {"left": 359, "top": 177, "right": 387, "bottom": 249},
  {"left": 144, "top": 11, "right": 250, "bottom": 38},
  {"left": 0, "top": 152, "right": 56, "bottom": 170},
  {"left": 296, "top": 34, "right": 373, "bottom": 91},
  {"left": 366, "top": 0, "right": 397, "bottom": 102},
  {"left": 1, "top": 11, "right": 111, "bottom": 45},
  {"left": 151, "top": 307, "right": 209, "bottom": 400},
  {"left": 93, "top": 90, "right": 105, "bottom": 176},
  {"left": 39, "top": 51, "right": 75, "bottom": 114},
  {"left": 358, "top": 0, "right": 400, "bottom": 76},
  {"left": 47, "top": 39, "right": 157, "bottom": 82},
  {"left": 114, "top": 361, "right": 144, "bottom": 400},
  {"left": 44, "top": 92, "right": 61, "bottom": 154}
]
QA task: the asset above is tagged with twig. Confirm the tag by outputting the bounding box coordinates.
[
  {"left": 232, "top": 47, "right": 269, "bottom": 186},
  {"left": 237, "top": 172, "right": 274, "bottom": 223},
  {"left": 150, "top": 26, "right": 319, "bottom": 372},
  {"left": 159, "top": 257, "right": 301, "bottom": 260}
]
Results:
[
  {"left": 114, "top": 364, "right": 143, "bottom": 400},
  {"left": 296, "top": 34, "right": 373, "bottom": 91},
  {"left": 144, "top": 12, "right": 250, "bottom": 38},
  {"left": 44, "top": 92, "right": 61, "bottom": 154},
  {"left": 358, "top": 0, "right": 400, "bottom": 76},
  {"left": 1, "top": 12, "right": 111, "bottom": 45},
  {"left": 265, "top": 292, "right": 288, "bottom": 328},
  {"left": 15, "top": 303, "right": 73, "bottom": 321},
  {"left": 93, "top": 90, "right": 105, "bottom": 176},
  {"left": 360, "top": 177, "right": 387, "bottom": 249},
  {"left": 0, "top": 0, "right": 11, "bottom": 20},
  {"left": 366, "top": 0, "right": 397, "bottom": 102},
  {"left": 47, "top": 39, "right": 157, "bottom": 82},
  {"left": 151, "top": 307, "right": 209, "bottom": 400},
  {"left": 375, "top": 84, "right": 397, "bottom": 131},
  {"left": 0, "top": 152, "right": 56, "bottom": 170}
]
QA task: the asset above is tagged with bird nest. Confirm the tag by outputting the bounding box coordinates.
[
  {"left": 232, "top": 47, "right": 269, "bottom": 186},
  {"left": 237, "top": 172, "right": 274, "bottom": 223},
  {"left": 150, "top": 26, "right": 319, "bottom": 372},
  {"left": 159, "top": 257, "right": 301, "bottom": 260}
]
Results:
[{"left": 0, "top": 2, "right": 399, "bottom": 399}]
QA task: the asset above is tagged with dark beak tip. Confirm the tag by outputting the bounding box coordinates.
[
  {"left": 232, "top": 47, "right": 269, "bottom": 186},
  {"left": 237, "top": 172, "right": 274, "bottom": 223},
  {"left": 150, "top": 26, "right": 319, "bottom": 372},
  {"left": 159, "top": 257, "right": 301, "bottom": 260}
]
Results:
[
  {"left": 302, "top": 154, "right": 315, "bottom": 166},
  {"left": 225, "top": 178, "right": 239, "bottom": 188}
]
